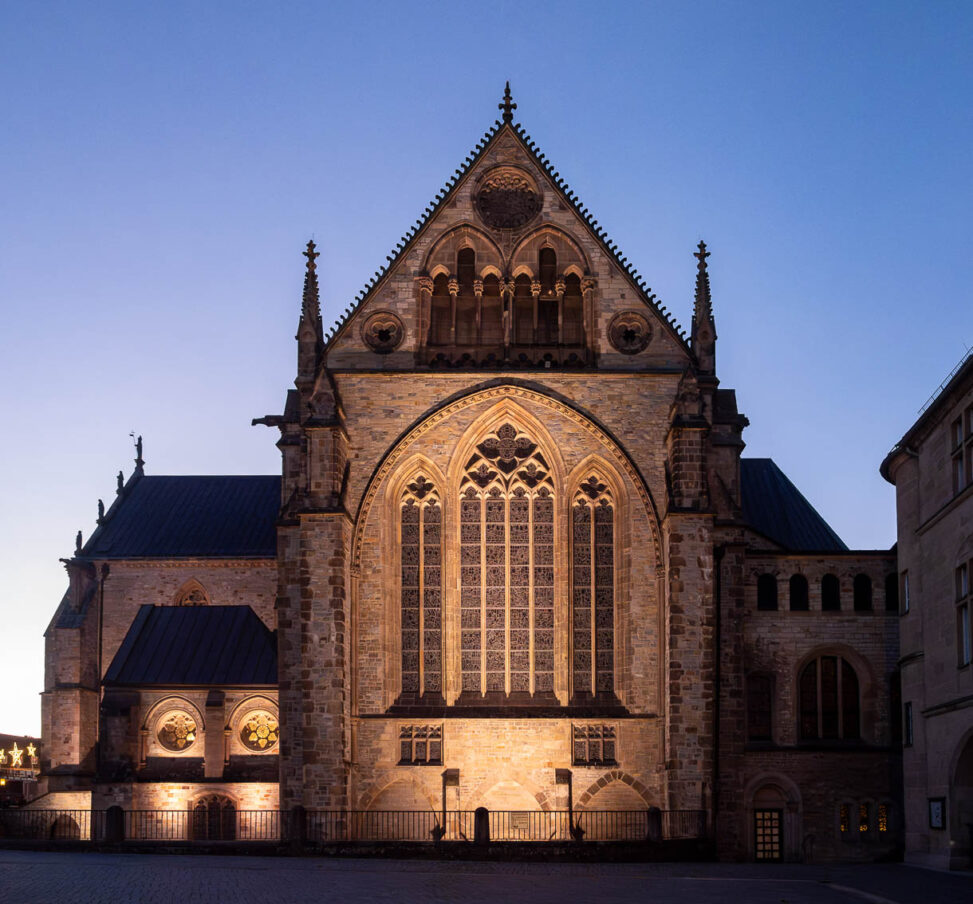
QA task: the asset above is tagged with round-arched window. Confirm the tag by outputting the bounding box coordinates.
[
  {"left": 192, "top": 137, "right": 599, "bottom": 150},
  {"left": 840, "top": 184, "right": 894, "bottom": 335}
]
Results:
[
  {"left": 157, "top": 711, "right": 197, "bottom": 751},
  {"left": 239, "top": 711, "right": 279, "bottom": 751}
]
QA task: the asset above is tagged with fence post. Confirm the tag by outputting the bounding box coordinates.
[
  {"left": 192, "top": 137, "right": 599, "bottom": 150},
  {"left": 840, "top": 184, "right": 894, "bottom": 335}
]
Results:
[
  {"left": 646, "top": 806, "right": 662, "bottom": 842},
  {"left": 474, "top": 807, "right": 490, "bottom": 847},
  {"left": 105, "top": 806, "right": 125, "bottom": 844},
  {"left": 289, "top": 804, "right": 306, "bottom": 849}
]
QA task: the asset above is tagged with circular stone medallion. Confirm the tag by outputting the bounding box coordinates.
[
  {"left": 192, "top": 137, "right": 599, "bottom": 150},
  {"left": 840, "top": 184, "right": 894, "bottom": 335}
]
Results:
[
  {"left": 474, "top": 168, "right": 541, "bottom": 230},
  {"left": 361, "top": 310, "right": 404, "bottom": 354},
  {"left": 608, "top": 311, "right": 653, "bottom": 354}
]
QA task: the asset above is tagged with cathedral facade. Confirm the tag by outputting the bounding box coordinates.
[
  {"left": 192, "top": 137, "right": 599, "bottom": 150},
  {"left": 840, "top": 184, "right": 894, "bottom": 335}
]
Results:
[{"left": 39, "top": 90, "right": 901, "bottom": 861}]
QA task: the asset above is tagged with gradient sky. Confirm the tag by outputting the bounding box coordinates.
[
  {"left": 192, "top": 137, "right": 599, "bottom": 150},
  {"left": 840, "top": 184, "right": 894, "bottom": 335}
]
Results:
[{"left": 2, "top": 1, "right": 971, "bottom": 734}]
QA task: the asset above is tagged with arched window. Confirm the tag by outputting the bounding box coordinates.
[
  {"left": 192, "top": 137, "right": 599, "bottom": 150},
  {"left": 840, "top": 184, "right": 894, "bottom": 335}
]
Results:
[
  {"left": 399, "top": 476, "right": 443, "bottom": 703},
  {"left": 821, "top": 574, "right": 841, "bottom": 611},
  {"left": 757, "top": 574, "right": 778, "bottom": 611},
  {"left": 746, "top": 673, "right": 773, "bottom": 742},
  {"left": 539, "top": 248, "right": 557, "bottom": 295},
  {"left": 789, "top": 574, "right": 809, "bottom": 611},
  {"left": 853, "top": 574, "right": 873, "bottom": 612},
  {"left": 455, "top": 249, "right": 477, "bottom": 345},
  {"left": 480, "top": 274, "right": 503, "bottom": 348},
  {"left": 884, "top": 573, "right": 899, "bottom": 612},
  {"left": 799, "top": 655, "right": 860, "bottom": 740},
  {"left": 572, "top": 475, "right": 615, "bottom": 701},
  {"left": 429, "top": 274, "right": 451, "bottom": 346},
  {"left": 562, "top": 274, "right": 583, "bottom": 346},
  {"left": 513, "top": 275, "right": 533, "bottom": 345},
  {"left": 458, "top": 424, "right": 556, "bottom": 701},
  {"left": 175, "top": 580, "right": 209, "bottom": 606}
]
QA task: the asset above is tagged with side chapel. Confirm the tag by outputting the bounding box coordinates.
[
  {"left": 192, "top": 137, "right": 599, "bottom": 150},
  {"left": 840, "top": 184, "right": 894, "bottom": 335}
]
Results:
[{"left": 39, "top": 87, "right": 901, "bottom": 861}]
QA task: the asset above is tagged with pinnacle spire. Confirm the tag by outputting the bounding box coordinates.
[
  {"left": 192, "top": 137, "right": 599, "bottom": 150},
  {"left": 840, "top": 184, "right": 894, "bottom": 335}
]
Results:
[
  {"left": 692, "top": 241, "right": 716, "bottom": 374},
  {"left": 499, "top": 81, "right": 517, "bottom": 123},
  {"left": 302, "top": 239, "right": 321, "bottom": 322},
  {"left": 693, "top": 240, "right": 712, "bottom": 322}
]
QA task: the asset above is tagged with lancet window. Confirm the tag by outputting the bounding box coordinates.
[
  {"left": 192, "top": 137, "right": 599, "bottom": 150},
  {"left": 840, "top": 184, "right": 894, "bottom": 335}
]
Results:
[
  {"left": 400, "top": 476, "right": 443, "bottom": 702},
  {"left": 458, "top": 423, "right": 556, "bottom": 700},
  {"left": 572, "top": 476, "right": 615, "bottom": 700}
]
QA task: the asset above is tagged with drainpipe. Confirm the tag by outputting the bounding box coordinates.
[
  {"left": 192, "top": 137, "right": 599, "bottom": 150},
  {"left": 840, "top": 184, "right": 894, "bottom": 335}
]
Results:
[{"left": 712, "top": 544, "right": 724, "bottom": 840}]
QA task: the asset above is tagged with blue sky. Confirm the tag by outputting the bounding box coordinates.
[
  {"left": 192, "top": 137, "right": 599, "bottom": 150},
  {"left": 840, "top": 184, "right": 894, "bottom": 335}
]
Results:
[{"left": 2, "top": 1, "right": 971, "bottom": 733}]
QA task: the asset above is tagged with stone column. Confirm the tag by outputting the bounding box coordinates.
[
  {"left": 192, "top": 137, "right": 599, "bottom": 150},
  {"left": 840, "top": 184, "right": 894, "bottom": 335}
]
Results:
[
  {"left": 473, "top": 278, "right": 484, "bottom": 344},
  {"left": 416, "top": 276, "right": 433, "bottom": 356},
  {"left": 555, "top": 277, "right": 566, "bottom": 346},
  {"left": 448, "top": 277, "right": 459, "bottom": 345},
  {"left": 204, "top": 691, "right": 225, "bottom": 779},
  {"left": 581, "top": 277, "right": 597, "bottom": 356}
]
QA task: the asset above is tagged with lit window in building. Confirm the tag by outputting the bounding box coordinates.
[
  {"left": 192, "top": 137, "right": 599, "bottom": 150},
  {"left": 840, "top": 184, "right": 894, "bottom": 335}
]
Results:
[
  {"left": 877, "top": 803, "right": 889, "bottom": 834},
  {"left": 572, "top": 724, "right": 617, "bottom": 766},
  {"left": 239, "top": 711, "right": 279, "bottom": 751},
  {"left": 399, "top": 476, "right": 443, "bottom": 702},
  {"left": 839, "top": 803, "right": 849, "bottom": 835},
  {"left": 157, "top": 711, "right": 197, "bottom": 751},
  {"left": 858, "top": 802, "right": 870, "bottom": 834},
  {"left": 398, "top": 724, "right": 443, "bottom": 765}
]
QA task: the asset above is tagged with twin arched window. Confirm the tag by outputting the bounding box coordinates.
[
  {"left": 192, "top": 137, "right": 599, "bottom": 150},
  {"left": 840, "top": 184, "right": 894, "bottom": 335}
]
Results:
[{"left": 397, "top": 423, "right": 615, "bottom": 707}]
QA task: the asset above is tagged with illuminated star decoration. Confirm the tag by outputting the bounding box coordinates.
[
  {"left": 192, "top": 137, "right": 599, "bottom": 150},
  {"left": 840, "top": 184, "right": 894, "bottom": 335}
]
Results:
[
  {"left": 9, "top": 742, "right": 23, "bottom": 767},
  {"left": 26, "top": 743, "right": 37, "bottom": 759},
  {"left": 0, "top": 749, "right": 6, "bottom": 765}
]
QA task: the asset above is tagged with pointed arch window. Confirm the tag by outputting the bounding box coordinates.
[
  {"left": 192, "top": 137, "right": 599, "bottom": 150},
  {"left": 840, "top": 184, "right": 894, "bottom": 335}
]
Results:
[
  {"left": 456, "top": 249, "right": 477, "bottom": 345},
  {"left": 458, "top": 423, "right": 556, "bottom": 701},
  {"left": 572, "top": 475, "right": 615, "bottom": 700},
  {"left": 429, "top": 274, "right": 451, "bottom": 346},
  {"left": 562, "top": 274, "right": 583, "bottom": 346},
  {"left": 399, "top": 476, "right": 443, "bottom": 703}
]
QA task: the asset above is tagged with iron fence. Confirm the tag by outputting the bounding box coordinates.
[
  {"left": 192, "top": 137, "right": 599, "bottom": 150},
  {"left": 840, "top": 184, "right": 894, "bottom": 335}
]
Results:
[{"left": 0, "top": 807, "right": 707, "bottom": 845}]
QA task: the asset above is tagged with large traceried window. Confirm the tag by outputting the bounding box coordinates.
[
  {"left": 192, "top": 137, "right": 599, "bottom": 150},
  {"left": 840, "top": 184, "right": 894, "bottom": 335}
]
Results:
[
  {"left": 399, "top": 476, "right": 443, "bottom": 703},
  {"left": 458, "top": 423, "right": 555, "bottom": 701},
  {"left": 572, "top": 476, "right": 615, "bottom": 700},
  {"left": 799, "top": 655, "right": 860, "bottom": 741}
]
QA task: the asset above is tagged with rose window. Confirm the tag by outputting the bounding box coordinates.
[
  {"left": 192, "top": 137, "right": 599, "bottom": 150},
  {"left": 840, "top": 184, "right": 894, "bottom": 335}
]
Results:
[
  {"left": 240, "top": 711, "right": 279, "bottom": 751},
  {"left": 157, "top": 711, "right": 197, "bottom": 751}
]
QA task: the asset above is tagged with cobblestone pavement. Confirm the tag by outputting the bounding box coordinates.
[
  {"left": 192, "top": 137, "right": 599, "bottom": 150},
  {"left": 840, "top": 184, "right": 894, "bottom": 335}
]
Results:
[{"left": 0, "top": 851, "right": 971, "bottom": 904}]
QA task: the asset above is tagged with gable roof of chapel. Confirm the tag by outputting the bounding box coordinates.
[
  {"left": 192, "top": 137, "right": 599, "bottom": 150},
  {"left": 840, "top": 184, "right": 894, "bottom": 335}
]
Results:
[{"left": 322, "top": 86, "right": 692, "bottom": 355}]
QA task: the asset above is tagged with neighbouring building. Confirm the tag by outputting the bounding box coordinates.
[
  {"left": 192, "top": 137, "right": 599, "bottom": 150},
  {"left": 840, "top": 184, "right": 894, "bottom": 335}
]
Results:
[
  {"left": 882, "top": 350, "right": 973, "bottom": 869},
  {"left": 0, "top": 734, "right": 41, "bottom": 807},
  {"left": 37, "top": 87, "right": 901, "bottom": 861}
]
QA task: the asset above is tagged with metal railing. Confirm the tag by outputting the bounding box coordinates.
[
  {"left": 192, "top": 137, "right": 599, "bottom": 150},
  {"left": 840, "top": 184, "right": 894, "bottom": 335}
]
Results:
[{"left": 0, "top": 807, "right": 707, "bottom": 845}]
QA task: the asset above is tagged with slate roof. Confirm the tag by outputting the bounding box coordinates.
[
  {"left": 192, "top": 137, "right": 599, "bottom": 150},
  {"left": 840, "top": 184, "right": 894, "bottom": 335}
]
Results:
[
  {"left": 81, "top": 475, "right": 280, "bottom": 558},
  {"left": 740, "top": 458, "right": 847, "bottom": 552},
  {"left": 104, "top": 605, "right": 277, "bottom": 686}
]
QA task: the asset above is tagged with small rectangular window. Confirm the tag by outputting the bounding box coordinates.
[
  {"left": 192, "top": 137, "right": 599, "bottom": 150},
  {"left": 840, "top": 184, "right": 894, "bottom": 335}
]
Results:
[
  {"left": 902, "top": 571, "right": 910, "bottom": 614},
  {"left": 858, "top": 802, "right": 870, "bottom": 835},
  {"left": 877, "top": 803, "right": 889, "bottom": 834},
  {"left": 904, "top": 702, "right": 914, "bottom": 747},
  {"left": 839, "top": 803, "right": 849, "bottom": 835},
  {"left": 958, "top": 564, "right": 970, "bottom": 600},
  {"left": 952, "top": 418, "right": 963, "bottom": 450},
  {"left": 398, "top": 724, "right": 443, "bottom": 765},
  {"left": 572, "top": 724, "right": 617, "bottom": 765}
]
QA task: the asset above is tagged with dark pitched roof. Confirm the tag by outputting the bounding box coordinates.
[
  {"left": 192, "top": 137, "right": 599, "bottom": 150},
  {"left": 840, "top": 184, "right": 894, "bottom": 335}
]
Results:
[
  {"left": 82, "top": 475, "right": 279, "bottom": 558},
  {"left": 323, "top": 98, "right": 689, "bottom": 353},
  {"left": 104, "top": 605, "right": 277, "bottom": 686},
  {"left": 740, "top": 458, "right": 847, "bottom": 552}
]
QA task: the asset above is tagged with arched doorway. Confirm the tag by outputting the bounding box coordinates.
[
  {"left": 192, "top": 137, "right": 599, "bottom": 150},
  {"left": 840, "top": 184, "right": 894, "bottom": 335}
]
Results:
[
  {"left": 953, "top": 733, "right": 973, "bottom": 868},
  {"left": 192, "top": 794, "right": 236, "bottom": 841},
  {"left": 746, "top": 776, "right": 802, "bottom": 862}
]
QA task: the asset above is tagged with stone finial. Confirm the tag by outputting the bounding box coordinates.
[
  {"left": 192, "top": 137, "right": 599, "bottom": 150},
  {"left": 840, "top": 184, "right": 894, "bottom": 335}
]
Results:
[
  {"left": 692, "top": 241, "right": 716, "bottom": 373},
  {"left": 499, "top": 81, "right": 517, "bottom": 123},
  {"left": 97, "top": 499, "right": 105, "bottom": 523},
  {"left": 302, "top": 239, "right": 321, "bottom": 322},
  {"left": 134, "top": 434, "right": 144, "bottom": 473},
  {"left": 117, "top": 471, "right": 124, "bottom": 494},
  {"left": 75, "top": 531, "right": 82, "bottom": 555}
]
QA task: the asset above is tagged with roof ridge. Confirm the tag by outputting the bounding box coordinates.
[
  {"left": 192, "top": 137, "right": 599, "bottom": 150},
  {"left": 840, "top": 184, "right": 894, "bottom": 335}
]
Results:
[
  {"left": 322, "top": 97, "right": 691, "bottom": 352},
  {"left": 510, "top": 121, "right": 689, "bottom": 347},
  {"left": 323, "top": 119, "right": 503, "bottom": 348}
]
